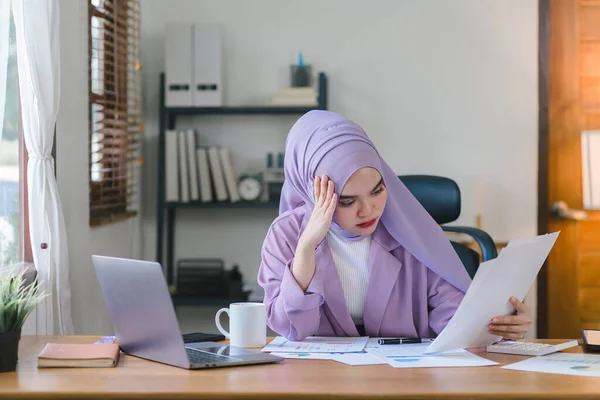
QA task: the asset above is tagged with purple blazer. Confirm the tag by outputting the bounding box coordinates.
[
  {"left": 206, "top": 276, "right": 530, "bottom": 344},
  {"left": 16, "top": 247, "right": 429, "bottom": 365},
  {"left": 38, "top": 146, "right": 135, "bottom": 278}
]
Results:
[{"left": 257, "top": 205, "right": 465, "bottom": 341}]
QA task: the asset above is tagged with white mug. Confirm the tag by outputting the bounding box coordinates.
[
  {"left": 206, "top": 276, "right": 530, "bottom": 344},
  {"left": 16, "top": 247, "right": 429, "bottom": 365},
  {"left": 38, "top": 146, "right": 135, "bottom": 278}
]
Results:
[{"left": 215, "top": 302, "right": 267, "bottom": 348}]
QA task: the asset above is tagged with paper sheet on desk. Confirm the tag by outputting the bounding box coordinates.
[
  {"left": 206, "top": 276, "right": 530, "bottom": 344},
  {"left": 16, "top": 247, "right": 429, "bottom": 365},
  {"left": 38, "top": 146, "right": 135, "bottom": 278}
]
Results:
[
  {"left": 262, "top": 336, "right": 369, "bottom": 353},
  {"left": 331, "top": 353, "right": 386, "bottom": 365},
  {"left": 269, "top": 352, "right": 338, "bottom": 360},
  {"left": 269, "top": 352, "right": 385, "bottom": 365},
  {"left": 425, "top": 232, "right": 560, "bottom": 354},
  {"left": 367, "top": 343, "right": 497, "bottom": 368},
  {"left": 503, "top": 353, "right": 600, "bottom": 377}
]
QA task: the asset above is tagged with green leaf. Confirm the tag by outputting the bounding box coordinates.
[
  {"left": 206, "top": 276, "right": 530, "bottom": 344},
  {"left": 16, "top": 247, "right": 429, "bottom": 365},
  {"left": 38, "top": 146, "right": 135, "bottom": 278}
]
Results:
[{"left": 0, "top": 266, "right": 49, "bottom": 332}]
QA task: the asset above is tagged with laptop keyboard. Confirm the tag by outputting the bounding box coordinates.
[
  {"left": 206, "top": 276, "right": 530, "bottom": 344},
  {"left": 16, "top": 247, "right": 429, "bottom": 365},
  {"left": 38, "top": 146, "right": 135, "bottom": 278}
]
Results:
[{"left": 185, "top": 347, "right": 241, "bottom": 365}]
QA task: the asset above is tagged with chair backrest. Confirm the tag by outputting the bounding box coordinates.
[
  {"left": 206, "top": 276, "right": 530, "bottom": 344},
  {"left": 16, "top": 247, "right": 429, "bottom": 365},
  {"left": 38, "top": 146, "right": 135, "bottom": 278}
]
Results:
[
  {"left": 450, "top": 242, "right": 480, "bottom": 279},
  {"left": 398, "top": 174, "right": 483, "bottom": 278},
  {"left": 398, "top": 175, "right": 460, "bottom": 224}
]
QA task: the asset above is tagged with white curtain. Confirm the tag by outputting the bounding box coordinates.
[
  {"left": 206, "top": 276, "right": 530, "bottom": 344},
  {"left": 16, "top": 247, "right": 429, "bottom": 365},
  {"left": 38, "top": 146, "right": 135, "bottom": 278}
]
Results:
[
  {"left": 0, "top": 0, "right": 10, "bottom": 142},
  {"left": 12, "top": 0, "right": 73, "bottom": 335}
]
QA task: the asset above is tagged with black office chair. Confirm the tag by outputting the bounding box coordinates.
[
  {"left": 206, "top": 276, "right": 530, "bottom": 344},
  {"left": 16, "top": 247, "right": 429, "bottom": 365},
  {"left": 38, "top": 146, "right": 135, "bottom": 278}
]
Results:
[{"left": 398, "top": 175, "right": 497, "bottom": 278}]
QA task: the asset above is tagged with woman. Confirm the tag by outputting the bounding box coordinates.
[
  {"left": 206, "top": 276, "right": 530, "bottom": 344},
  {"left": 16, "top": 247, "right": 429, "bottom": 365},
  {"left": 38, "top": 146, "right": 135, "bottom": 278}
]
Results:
[{"left": 257, "top": 110, "right": 531, "bottom": 341}]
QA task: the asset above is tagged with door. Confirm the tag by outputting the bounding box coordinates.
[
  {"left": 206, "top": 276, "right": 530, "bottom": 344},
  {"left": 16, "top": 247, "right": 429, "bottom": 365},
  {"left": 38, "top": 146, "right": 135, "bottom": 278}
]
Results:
[{"left": 541, "top": 0, "right": 600, "bottom": 338}]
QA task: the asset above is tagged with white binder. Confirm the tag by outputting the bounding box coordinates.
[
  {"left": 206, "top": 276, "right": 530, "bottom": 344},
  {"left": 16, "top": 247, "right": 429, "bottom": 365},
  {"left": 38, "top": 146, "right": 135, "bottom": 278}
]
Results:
[
  {"left": 165, "top": 130, "right": 179, "bottom": 202},
  {"left": 177, "top": 130, "right": 190, "bottom": 203},
  {"left": 207, "top": 147, "right": 228, "bottom": 201},
  {"left": 196, "top": 147, "right": 213, "bottom": 203},
  {"left": 218, "top": 147, "right": 240, "bottom": 202},
  {"left": 186, "top": 129, "right": 199, "bottom": 201},
  {"left": 165, "top": 23, "right": 193, "bottom": 106},
  {"left": 193, "top": 23, "right": 222, "bottom": 107}
]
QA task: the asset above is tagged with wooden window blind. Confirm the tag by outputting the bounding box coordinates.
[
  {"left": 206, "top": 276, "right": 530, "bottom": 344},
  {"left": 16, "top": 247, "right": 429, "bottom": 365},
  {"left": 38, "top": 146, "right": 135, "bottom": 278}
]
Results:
[{"left": 89, "top": 0, "right": 142, "bottom": 226}]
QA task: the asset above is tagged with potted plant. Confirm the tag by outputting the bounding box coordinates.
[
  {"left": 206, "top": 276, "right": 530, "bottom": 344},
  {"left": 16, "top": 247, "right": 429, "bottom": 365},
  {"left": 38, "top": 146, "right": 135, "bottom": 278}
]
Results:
[{"left": 0, "top": 266, "right": 48, "bottom": 372}]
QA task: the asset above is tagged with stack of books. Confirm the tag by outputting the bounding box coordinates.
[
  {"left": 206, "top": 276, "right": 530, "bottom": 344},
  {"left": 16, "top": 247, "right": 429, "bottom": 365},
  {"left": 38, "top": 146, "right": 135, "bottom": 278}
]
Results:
[{"left": 268, "top": 87, "right": 318, "bottom": 107}]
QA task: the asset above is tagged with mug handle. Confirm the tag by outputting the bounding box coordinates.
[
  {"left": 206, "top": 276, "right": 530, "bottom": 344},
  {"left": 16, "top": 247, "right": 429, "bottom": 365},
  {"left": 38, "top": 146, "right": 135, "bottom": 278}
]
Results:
[{"left": 215, "top": 308, "right": 230, "bottom": 338}]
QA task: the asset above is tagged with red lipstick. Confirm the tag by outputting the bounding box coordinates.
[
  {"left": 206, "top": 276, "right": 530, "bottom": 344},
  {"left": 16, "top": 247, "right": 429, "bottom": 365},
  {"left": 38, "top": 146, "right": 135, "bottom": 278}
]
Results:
[{"left": 356, "top": 218, "right": 377, "bottom": 229}]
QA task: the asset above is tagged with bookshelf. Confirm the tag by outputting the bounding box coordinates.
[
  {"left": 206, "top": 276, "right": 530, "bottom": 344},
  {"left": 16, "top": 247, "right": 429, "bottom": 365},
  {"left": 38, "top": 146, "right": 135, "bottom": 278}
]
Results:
[{"left": 156, "top": 72, "right": 328, "bottom": 285}]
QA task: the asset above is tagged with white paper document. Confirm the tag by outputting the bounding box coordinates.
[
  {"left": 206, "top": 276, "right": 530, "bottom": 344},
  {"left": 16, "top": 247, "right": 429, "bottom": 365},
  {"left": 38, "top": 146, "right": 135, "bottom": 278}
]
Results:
[
  {"left": 367, "top": 343, "right": 497, "bottom": 368},
  {"left": 503, "top": 353, "right": 600, "bottom": 377},
  {"left": 331, "top": 353, "right": 386, "bottom": 366},
  {"left": 426, "top": 232, "right": 560, "bottom": 354},
  {"left": 269, "top": 352, "right": 337, "bottom": 360},
  {"left": 365, "top": 338, "right": 385, "bottom": 348},
  {"left": 262, "top": 336, "right": 369, "bottom": 353},
  {"left": 269, "top": 351, "right": 385, "bottom": 365}
]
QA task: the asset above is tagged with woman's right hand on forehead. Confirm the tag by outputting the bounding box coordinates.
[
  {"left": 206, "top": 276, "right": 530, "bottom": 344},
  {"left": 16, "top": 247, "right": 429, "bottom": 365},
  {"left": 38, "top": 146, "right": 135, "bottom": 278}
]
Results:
[{"left": 298, "top": 175, "right": 338, "bottom": 249}]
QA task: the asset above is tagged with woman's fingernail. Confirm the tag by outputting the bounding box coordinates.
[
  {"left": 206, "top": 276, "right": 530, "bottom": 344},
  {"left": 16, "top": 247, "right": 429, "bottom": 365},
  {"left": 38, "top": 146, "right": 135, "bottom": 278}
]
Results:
[{"left": 492, "top": 319, "right": 498, "bottom": 323}]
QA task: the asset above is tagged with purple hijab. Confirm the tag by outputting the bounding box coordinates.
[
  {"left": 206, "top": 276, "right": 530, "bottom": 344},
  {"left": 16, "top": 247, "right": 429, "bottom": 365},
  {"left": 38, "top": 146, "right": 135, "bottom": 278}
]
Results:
[{"left": 280, "top": 110, "right": 471, "bottom": 292}]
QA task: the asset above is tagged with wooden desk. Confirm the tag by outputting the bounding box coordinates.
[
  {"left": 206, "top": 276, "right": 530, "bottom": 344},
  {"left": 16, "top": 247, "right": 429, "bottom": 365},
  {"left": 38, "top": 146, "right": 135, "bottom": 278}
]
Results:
[{"left": 1, "top": 336, "right": 600, "bottom": 399}]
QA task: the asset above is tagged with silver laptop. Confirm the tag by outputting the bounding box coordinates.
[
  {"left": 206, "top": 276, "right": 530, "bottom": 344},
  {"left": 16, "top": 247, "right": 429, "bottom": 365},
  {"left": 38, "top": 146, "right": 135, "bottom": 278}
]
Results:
[{"left": 91, "top": 255, "right": 283, "bottom": 369}]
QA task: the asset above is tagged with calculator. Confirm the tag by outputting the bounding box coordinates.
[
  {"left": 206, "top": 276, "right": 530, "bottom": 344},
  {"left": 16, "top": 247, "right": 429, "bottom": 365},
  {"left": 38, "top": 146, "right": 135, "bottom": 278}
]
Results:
[{"left": 486, "top": 340, "right": 579, "bottom": 356}]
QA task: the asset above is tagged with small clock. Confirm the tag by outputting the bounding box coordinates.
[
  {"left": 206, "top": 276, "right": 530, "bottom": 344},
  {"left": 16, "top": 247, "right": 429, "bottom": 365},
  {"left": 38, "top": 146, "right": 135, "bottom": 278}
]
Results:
[{"left": 237, "top": 174, "right": 263, "bottom": 202}]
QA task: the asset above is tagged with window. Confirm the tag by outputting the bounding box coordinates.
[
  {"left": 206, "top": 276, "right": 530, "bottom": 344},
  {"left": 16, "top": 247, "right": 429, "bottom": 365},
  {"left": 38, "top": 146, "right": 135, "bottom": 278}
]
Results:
[
  {"left": 0, "top": 11, "right": 31, "bottom": 268},
  {"left": 89, "top": 0, "right": 142, "bottom": 226}
]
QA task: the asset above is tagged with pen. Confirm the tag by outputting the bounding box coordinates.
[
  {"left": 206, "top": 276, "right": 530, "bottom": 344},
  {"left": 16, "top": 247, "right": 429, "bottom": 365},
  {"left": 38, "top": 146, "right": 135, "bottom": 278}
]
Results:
[{"left": 377, "top": 338, "right": 433, "bottom": 345}]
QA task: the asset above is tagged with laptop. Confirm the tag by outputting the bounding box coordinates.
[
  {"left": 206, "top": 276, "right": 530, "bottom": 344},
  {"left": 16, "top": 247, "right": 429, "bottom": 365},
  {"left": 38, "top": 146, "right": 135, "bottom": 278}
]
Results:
[{"left": 91, "top": 255, "right": 283, "bottom": 369}]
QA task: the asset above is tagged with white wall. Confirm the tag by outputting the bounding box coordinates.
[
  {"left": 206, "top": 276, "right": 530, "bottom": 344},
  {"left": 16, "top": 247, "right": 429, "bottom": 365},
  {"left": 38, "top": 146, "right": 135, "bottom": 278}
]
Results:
[
  {"left": 140, "top": 0, "right": 538, "bottom": 277},
  {"left": 56, "top": 0, "right": 143, "bottom": 334}
]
